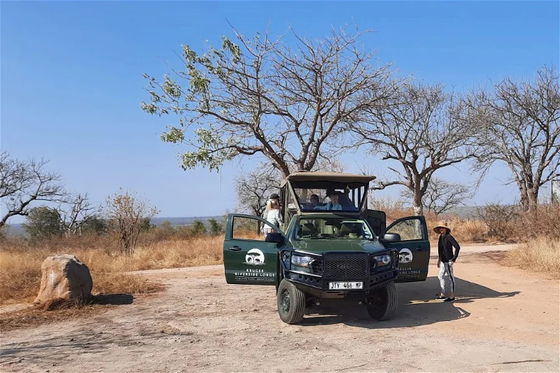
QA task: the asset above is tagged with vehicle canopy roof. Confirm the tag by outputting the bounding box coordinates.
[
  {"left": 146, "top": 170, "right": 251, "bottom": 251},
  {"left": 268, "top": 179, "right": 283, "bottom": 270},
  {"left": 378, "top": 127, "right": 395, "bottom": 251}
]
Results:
[{"left": 281, "top": 172, "right": 376, "bottom": 187}]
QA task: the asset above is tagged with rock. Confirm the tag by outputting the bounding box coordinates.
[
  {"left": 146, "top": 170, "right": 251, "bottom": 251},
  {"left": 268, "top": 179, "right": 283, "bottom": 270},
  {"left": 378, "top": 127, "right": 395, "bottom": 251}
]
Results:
[{"left": 34, "top": 255, "right": 93, "bottom": 309}]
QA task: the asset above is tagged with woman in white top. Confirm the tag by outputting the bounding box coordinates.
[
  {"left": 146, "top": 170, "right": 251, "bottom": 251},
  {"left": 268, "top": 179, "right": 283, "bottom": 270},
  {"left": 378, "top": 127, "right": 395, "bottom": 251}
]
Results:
[{"left": 262, "top": 198, "right": 283, "bottom": 236}]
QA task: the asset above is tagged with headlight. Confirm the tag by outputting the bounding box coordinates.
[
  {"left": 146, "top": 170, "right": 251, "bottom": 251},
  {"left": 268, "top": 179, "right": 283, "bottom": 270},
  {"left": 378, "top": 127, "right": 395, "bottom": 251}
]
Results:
[
  {"left": 291, "top": 254, "right": 315, "bottom": 268},
  {"left": 374, "top": 254, "right": 391, "bottom": 266}
]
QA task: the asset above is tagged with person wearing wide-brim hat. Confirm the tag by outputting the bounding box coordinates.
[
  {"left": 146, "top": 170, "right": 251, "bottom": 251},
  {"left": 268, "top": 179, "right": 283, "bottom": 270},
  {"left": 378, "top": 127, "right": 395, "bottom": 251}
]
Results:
[{"left": 434, "top": 222, "right": 461, "bottom": 302}]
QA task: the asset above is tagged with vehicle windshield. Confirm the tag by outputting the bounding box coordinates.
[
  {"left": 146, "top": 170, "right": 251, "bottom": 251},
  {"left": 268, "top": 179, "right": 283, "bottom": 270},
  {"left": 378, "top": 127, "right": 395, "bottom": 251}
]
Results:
[
  {"left": 295, "top": 217, "right": 374, "bottom": 240},
  {"left": 291, "top": 181, "right": 367, "bottom": 212}
]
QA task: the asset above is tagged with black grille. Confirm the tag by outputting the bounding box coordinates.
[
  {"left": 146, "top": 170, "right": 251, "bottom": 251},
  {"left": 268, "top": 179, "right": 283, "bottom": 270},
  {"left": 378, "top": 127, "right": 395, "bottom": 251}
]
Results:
[
  {"left": 310, "top": 258, "right": 323, "bottom": 274},
  {"left": 323, "top": 253, "right": 369, "bottom": 280}
]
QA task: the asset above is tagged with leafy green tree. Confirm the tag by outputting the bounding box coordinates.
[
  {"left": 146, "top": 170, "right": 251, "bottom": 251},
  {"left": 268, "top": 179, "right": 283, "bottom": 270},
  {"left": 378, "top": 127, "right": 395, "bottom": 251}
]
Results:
[
  {"left": 142, "top": 30, "right": 391, "bottom": 177},
  {"left": 190, "top": 220, "right": 207, "bottom": 236},
  {"left": 24, "top": 206, "right": 63, "bottom": 240},
  {"left": 81, "top": 215, "right": 108, "bottom": 234},
  {"left": 208, "top": 218, "right": 224, "bottom": 236}
]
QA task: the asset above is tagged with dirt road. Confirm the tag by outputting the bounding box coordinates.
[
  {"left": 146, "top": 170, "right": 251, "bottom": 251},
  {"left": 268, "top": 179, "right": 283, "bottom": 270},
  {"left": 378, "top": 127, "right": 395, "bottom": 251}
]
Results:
[{"left": 1, "top": 244, "right": 558, "bottom": 372}]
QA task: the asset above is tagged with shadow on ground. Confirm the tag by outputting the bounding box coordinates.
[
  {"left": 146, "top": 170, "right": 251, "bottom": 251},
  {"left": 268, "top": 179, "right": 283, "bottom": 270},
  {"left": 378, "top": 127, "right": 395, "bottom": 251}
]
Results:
[
  {"left": 300, "top": 276, "right": 520, "bottom": 328},
  {"left": 92, "top": 294, "right": 134, "bottom": 305}
]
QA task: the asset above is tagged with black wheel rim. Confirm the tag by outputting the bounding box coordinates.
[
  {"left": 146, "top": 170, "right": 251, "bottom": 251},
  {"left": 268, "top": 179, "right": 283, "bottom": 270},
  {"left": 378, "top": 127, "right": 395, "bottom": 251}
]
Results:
[{"left": 281, "top": 289, "right": 290, "bottom": 313}]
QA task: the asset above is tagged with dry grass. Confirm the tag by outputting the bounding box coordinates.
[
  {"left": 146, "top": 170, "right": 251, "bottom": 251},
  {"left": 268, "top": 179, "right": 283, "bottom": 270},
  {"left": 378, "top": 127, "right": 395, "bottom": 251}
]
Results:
[
  {"left": 426, "top": 217, "right": 488, "bottom": 243},
  {"left": 0, "top": 235, "right": 223, "bottom": 305},
  {"left": 505, "top": 237, "right": 560, "bottom": 278},
  {"left": 384, "top": 208, "right": 488, "bottom": 243},
  {"left": 0, "top": 304, "right": 108, "bottom": 332},
  {"left": 3, "top": 203, "right": 558, "bottom": 305}
]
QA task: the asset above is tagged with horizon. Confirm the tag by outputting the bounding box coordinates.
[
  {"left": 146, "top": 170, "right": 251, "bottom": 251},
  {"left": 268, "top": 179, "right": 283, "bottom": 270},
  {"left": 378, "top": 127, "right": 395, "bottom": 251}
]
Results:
[{"left": 2, "top": 1, "right": 558, "bottom": 223}]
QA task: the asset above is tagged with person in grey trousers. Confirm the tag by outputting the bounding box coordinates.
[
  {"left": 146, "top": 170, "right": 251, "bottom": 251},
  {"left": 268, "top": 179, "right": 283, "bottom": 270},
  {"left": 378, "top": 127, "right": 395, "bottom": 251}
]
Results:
[{"left": 434, "top": 222, "right": 461, "bottom": 302}]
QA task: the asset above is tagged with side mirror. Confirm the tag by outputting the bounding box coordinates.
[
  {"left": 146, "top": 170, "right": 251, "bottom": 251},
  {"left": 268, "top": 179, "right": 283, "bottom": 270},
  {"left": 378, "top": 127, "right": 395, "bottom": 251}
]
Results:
[
  {"left": 382, "top": 233, "right": 401, "bottom": 242},
  {"left": 265, "top": 232, "right": 285, "bottom": 246}
]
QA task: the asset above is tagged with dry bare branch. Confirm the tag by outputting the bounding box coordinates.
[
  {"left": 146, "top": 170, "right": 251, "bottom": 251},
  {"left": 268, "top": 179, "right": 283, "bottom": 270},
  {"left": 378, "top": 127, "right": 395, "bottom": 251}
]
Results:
[
  {"left": 465, "top": 67, "right": 560, "bottom": 210},
  {"left": 0, "top": 152, "right": 66, "bottom": 228},
  {"left": 142, "top": 29, "right": 392, "bottom": 177},
  {"left": 351, "top": 83, "right": 477, "bottom": 215}
]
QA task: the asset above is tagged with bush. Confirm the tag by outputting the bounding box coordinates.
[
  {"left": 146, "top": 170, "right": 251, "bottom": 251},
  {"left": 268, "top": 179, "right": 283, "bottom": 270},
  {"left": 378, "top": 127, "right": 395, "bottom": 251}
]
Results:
[
  {"left": 24, "top": 207, "right": 64, "bottom": 240},
  {"left": 477, "top": 204, "right": 519, "bottom": 242},
  {"left": 519, "top": 204, "right": 560, "bottom": 241},
  {"left": 208, "top": 218, "right": 224, "bottom": 236},
  {"left": 190, "top": 220, "right": 207, "bottom": 236}
]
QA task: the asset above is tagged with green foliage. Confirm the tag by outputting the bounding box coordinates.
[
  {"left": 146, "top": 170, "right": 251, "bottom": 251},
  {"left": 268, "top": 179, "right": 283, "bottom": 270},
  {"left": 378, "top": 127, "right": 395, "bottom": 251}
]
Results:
[
  {"left": 163, "top": 75, "right": 182, "bottom": 98},
  {"left": 208, "top": 218, "right": 224, "bottom": 236},
  {"left": 222, "top": 36, "right": 241, "bottom": 62},
  {"left": 180, "top": 128, "right": 238, "bottom": 171},
  {"left": 141, "top": 35, "right": 264, "bottom": 172},
  {"left": 142, "top": 30, "right": 386, "bottom": 177},
  {"left": 190, "top": 220, "right": 207, "bottom": 236},
  {"left": 81, "top": 215, "right": 108, "bottom": 234},
  {"left": 160, "top": 127, "right": 185, "bottom": 144},
  {"left": 24, "top": 207, "right": 63, "bottom": 240}
]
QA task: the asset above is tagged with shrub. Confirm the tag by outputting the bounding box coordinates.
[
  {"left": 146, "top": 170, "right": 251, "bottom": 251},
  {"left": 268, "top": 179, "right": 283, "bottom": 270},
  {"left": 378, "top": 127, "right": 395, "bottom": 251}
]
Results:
[
  {"left": 190, "top": 220, "right": 207, "bottom": 236},
  {"left": 477, "top": 204, "right": 520, "bottom": 242},
  {"left": 519, "top": 204, "right": 560, "bottom": 241},
  {"left": 24, "top": 207, "right": 63, "bottom": 240},
  {"left": 106, "top": 192, "right": 158, "bottom": 255},
  {"left": 208, "top": 218, "right": 224, "bottom": 236}
]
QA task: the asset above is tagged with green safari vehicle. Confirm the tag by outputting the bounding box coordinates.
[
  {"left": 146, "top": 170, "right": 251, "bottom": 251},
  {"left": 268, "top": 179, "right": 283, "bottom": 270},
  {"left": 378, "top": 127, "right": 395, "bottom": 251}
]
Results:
[{"left": 223, "top": 172, "right": 430, "bottom": 324}]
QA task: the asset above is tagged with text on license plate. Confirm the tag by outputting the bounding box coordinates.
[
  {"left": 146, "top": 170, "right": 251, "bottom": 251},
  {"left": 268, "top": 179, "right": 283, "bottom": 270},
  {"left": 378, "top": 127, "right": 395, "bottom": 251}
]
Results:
[{"left": 328, "top": 281, "right": 363, "bottom": 290}]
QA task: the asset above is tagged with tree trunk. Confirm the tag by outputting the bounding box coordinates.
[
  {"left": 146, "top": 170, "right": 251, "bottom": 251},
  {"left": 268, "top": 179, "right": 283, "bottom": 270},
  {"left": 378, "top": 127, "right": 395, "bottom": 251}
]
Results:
[
  {"left": 518, "top": 186, "right": 529, "bottom": 211},
  {"left": 413, "top": 192, "right": 424, "bottom": 216},
  {"left": 527, "top": 187, "right": 539, "bottom": 212}
]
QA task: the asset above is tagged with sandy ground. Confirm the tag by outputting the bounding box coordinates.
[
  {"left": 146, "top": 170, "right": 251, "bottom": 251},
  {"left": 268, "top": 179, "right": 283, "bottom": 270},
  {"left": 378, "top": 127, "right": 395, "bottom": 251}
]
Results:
[{"left": 0, "top": 243, "right": 558, "bottom": 372}]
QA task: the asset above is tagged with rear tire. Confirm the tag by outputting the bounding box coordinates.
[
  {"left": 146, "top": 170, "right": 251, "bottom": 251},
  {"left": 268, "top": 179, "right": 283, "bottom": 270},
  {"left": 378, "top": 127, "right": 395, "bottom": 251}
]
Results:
[
  {"left": 277, "top": 279, "right": 306, "bottom": 324},
  {"left": 366, "top": 282, "right": 398, "bottom": 321}
]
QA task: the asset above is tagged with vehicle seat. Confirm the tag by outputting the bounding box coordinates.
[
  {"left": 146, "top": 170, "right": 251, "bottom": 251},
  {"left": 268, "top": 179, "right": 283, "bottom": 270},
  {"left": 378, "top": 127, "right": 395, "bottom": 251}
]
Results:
[
  {"left": 340, "top": 223, "right": 363, "bottom": 238},
  {"left": 300, "top": 223, "right": 318, "bottom": 237}
]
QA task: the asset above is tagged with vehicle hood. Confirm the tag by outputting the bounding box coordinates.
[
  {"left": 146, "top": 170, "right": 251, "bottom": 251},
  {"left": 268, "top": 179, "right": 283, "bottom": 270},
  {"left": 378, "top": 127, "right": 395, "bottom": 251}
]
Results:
[{"left": 290, "top": 238, "right": 387, "bottom": 254}]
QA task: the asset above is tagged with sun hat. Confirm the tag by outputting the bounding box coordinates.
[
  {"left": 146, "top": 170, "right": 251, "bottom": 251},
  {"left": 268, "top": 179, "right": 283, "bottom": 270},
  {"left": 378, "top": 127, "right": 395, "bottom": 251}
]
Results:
[{"left": 433, "top": 222, "right": 451, "bottom": 233}]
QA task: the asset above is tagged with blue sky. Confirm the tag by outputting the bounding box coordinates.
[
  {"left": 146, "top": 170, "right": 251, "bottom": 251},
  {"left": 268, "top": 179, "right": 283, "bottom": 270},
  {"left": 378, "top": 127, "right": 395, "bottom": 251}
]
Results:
[{"left": 1, "top": 1, "right": 558, "bottom": 221}]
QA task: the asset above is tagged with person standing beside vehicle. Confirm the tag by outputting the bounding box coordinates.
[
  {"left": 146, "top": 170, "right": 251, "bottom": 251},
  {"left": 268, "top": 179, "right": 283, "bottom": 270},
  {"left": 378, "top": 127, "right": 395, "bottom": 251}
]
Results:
[
  {"left": 262, "top": 193, "right": 283, "bottom": 236},
  {"left": 435, "top": 223, "right": 460, "bottom": 302}
]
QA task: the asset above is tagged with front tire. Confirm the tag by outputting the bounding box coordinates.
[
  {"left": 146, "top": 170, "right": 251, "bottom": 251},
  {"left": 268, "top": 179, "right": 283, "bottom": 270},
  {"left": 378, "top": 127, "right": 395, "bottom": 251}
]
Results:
[
  {"left": 366, "top": 282, "right": 398, "bottom": 321},
  {"left": 277, "top": 279, "right": 306, "bottom": 324}
]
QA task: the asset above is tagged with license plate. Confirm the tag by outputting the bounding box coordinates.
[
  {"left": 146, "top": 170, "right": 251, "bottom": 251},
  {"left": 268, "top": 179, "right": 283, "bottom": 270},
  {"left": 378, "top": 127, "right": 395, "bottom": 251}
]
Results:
[{"left": 328, "top": 281, "right": 363, "bottom": 290}]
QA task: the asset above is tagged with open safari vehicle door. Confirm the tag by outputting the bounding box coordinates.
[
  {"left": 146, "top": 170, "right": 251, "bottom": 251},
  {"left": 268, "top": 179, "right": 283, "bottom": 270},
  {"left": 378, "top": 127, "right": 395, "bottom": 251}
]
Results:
[
  {"left": 382, "top": 216, "right": 430, "bottom": 282},
  {"left": 223, "top": 214, "right": 286, "bottom": 285}
]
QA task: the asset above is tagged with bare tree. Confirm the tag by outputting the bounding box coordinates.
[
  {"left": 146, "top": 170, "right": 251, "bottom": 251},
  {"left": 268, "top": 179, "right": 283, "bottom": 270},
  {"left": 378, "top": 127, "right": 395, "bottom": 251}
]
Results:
[
  {"left": 142, "top": 29, "right": 391, "bottom": 177},
  {"left": 0, "top": 152, "right": 66, "bottom": 228},
  {"left": 60, "top": 194, "right": 96, "bottom": 236},
  {"left": 465, "top": 67, "right": 560, "bottom": 211},
  {"left": 106, "top": 192, "right": 158, "bottom": 254},
  {"left": 236, "top": 165, "right": 281, "bottom": 217},
  {"left": 402, "top": 178, "right": 473, "bottom": 215},
  {"left": 351, "top": 83, "right": 477, "bottom": 215}
]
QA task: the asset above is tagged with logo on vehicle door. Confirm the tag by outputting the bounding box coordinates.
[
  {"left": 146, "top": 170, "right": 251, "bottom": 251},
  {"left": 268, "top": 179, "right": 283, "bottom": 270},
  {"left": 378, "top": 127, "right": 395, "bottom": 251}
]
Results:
[
  {"left": 245, "top": 248, "right": 265, "bottom": 266},
  {"left": 398, "top": 248, "right": 413, "bottom": 264}
]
